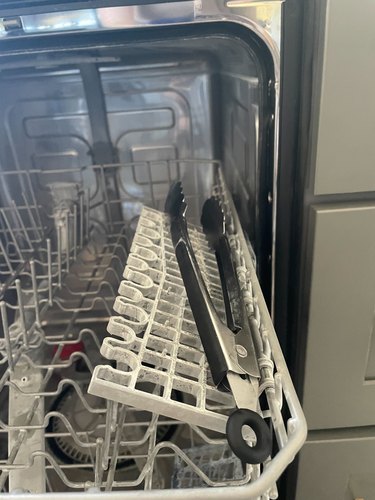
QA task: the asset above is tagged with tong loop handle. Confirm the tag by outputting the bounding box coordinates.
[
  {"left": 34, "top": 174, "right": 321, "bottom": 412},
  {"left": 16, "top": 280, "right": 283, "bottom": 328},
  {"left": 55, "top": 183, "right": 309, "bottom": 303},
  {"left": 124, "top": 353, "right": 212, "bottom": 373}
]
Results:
[{"left": 226, "top": 408, "right": 272, "bottom": 464}]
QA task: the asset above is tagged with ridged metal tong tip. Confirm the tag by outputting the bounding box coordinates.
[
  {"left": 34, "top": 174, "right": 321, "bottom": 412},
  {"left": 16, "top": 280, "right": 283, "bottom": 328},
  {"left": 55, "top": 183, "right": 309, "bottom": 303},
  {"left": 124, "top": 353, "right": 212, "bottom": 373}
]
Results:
[
  {"left": 201, "top": 196, "right": 225, "bottom": 246},
  {"left": 165, "top": 180, "right": 187, "bottom": 218}
]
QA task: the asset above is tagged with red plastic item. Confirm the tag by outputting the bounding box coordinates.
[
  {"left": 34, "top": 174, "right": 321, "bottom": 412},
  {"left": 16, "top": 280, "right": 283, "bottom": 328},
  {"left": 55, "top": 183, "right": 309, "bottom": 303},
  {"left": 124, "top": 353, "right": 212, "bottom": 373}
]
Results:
[{"left": 53, "top": 341, "right": 85, "bottom": 361}]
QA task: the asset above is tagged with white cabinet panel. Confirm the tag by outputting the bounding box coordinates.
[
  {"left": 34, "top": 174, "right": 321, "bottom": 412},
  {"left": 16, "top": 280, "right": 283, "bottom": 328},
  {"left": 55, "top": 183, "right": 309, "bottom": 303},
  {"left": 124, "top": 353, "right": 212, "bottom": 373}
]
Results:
[
  {"left": 296, "top": 433, "right": 375, "bottom": 500},
  {"left": 314, "top": 0, "right": 375, "bottom": 195},
  {"left": 304, "top": 203, "right": 375, "bottom": 428}
]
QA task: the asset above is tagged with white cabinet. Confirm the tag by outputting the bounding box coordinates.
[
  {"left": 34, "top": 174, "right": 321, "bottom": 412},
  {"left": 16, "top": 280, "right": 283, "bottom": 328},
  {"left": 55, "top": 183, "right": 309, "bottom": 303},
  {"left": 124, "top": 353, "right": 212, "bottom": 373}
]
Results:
[
  {"left": 303, "top": 204, "right": 375, "bottom": 429},
  {"left": 296, "top": 433, "right": 375, "bottom": 500},
  {"left": 313, "top": 0, "right": 375, "bottom": 195}
]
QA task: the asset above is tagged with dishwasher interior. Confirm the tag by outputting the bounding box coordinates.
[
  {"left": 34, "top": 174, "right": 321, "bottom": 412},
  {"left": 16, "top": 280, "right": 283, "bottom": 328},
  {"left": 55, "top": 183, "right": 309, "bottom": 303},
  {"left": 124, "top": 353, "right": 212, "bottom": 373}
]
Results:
[{"left": 0, "top": 25, "right": 302, "bottom": 496}]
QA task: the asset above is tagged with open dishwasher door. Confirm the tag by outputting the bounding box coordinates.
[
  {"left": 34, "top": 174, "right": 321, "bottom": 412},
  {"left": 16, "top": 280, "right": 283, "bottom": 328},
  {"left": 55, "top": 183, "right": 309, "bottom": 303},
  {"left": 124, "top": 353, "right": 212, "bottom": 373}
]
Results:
[{"left": 0, "top": 1, "right": 306, "bottom": 498}]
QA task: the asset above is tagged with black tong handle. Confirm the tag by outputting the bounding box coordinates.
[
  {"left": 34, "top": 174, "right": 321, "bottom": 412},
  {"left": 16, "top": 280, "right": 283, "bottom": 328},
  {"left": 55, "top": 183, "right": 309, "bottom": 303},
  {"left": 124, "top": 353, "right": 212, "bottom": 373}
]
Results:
[
  {"left": 173, "top": 221, "right": 271, "bottom": 464},
  {"left": 166, "top": 183, "right": 271, "bottom": 463},
  {"left": 172, "top": 222, "right": 230, "bottom": 387},
  {"left": 215, "top": 235, "right": 242, "bottom": 333}
]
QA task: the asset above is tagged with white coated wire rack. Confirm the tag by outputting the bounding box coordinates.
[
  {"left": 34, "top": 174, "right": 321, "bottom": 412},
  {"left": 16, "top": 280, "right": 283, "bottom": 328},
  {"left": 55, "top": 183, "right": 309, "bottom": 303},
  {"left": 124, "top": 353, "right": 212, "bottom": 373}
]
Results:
[{"left": 0, "top": 160, "right": 306, "bottom": 499}]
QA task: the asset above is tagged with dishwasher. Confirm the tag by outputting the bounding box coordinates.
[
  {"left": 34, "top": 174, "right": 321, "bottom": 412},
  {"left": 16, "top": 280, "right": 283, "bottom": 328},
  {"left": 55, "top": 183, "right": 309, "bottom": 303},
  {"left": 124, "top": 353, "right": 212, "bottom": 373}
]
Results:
[{"left": 0, "top": 1, "right": 307, "bottom": 498}]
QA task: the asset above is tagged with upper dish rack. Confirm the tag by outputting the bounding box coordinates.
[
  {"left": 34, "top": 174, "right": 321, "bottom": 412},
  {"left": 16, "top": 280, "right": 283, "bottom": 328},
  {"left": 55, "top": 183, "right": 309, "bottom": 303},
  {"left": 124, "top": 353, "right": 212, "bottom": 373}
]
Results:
[{"left": 0, "top": 160, "right": 306, "bottom": 498}]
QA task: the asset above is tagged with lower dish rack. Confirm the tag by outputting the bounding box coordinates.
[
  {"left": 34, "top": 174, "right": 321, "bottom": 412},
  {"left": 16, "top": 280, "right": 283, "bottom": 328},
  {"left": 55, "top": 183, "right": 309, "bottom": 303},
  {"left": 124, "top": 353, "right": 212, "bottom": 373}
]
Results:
[{"left": 0, "top": 160, "right": 306, "bottom": 499}]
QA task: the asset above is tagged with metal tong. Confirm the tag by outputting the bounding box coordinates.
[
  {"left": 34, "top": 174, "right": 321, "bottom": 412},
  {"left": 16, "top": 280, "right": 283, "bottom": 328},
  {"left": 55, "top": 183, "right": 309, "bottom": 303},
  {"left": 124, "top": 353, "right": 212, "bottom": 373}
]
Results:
[{"left": 165, "top": 182, "right": 271, "bottom": 464}]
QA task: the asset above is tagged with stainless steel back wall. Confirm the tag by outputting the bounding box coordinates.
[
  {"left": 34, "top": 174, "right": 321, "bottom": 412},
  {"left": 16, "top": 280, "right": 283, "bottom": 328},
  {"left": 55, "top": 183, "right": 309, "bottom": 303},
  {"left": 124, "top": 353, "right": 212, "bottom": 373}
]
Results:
[{"left": 0, "top": 31, "right": 274, "bottom": 295}]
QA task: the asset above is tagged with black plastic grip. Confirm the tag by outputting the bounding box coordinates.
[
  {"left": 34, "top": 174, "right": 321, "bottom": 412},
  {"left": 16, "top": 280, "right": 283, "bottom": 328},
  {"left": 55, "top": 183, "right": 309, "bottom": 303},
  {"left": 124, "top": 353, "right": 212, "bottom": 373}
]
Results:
[
  {"left": 226, "top": 408, "right": 272, "bottom": 464},
  {"left": 174, "top": 239, "right": 229, "bottom": 387}
]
